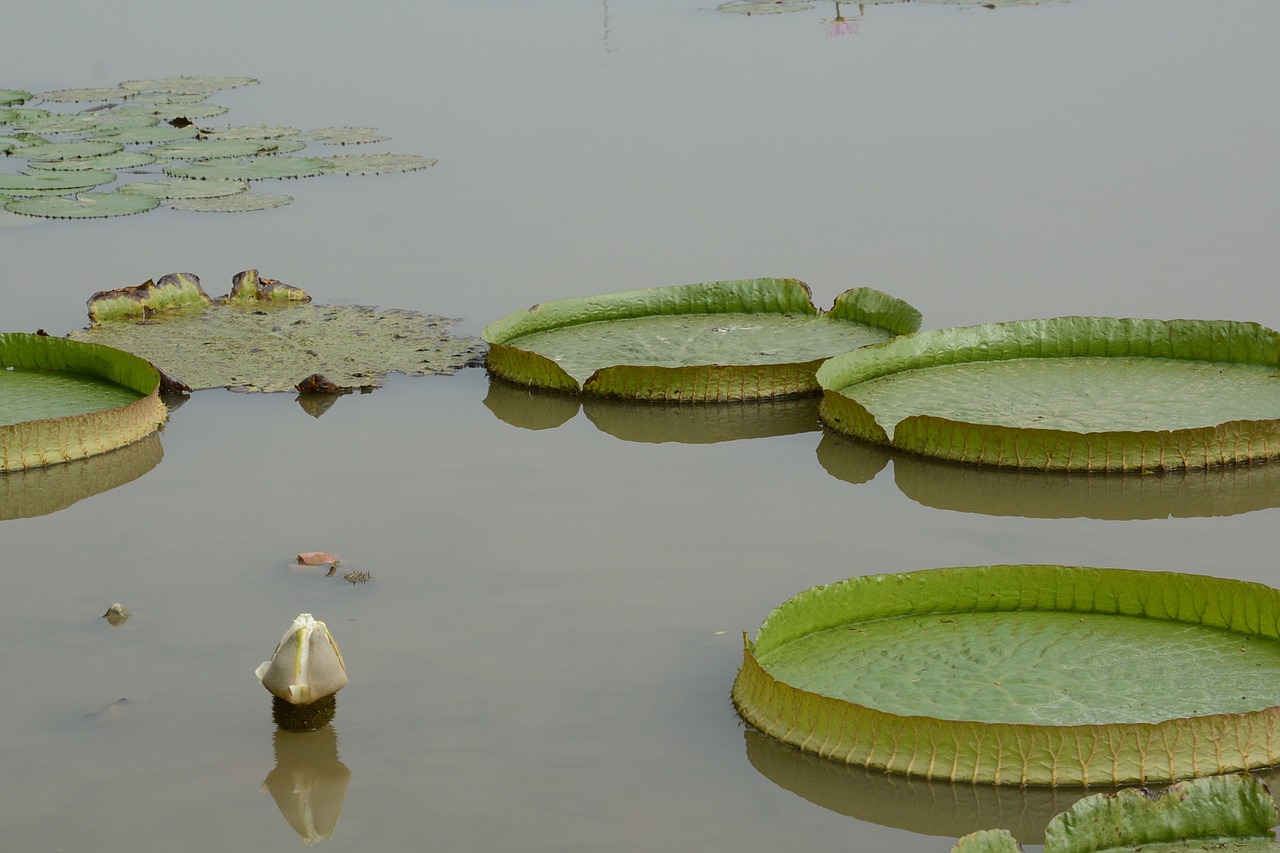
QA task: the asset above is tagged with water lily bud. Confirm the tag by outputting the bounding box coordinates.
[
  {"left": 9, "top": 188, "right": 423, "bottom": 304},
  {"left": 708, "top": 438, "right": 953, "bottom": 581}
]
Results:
[{"left": 255, "top": 613, "right": 347, "bottom": 705}]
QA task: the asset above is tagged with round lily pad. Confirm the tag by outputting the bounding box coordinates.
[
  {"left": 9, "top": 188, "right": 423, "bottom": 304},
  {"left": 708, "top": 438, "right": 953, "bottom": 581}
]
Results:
[
  {"left": 717, "top": 1, "right": 816, "bottom": 13},
  {"left": 92, "top": 124, "right": 199, "bottom": 144},
  {"left": 0, "top": 333, "right": 167, "bottom": 471},
  {"left": 166, "top": 192, "right": 292, "bottom": 212},
  {"left": 25, "top": 150, "right": 155, "bottom": 171},
  {"left": 308, "top": 126, "right": 390, "bottom": 145},
  {"left": 146, "top": 139, "right": 276, "bottom": 161},
  {"left": 732, "top": 564, "right": 1280, "bottom": 786},
  {"left": 162, "top": 156, "right": 329, "bottom": 181},
  {"left": 22, "top": 140, "right": 124, "bottom": 162},
  {"left": 10, "top": 112, "right": 159, "bottom": 134},
  {"left": 119, "top": 75, "right": 258, "bottom": 95},
  {"left": 198, "top": 124, "right": 301, "bottom": 141},
  {"left": 119, "top": 178, "right": 248, "bottom": 199},
  {"left": 322, "top": 153, "right": 436, "bottom": 175},
  {"left": 484, "top": 278, "right": 922, "bottom": 401},
  {"left": 0, "top": 89, "right": 33, "bottom": 105},
  {"left": 36, "top": 86, "right": 132, "bottom": 102},
  {"left": 817, "top": 317, "right": 1280, "bottom": 472},
  {"left": 0, "top": 169, "right": 116, "bottom": 196},
  {"left": 6, "top": 191, "right": 159, "bottom": 219}
]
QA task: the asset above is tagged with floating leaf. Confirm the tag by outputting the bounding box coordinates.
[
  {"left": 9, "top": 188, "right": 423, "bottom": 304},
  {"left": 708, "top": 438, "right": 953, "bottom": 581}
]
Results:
[
  {"left": 198, "top": 123, "right": 301, "bottom": 140},
  {"left": 37, "top": 86, "right": 132, "bottom": 102},
  {"left": 0, "top": 88, "right": 33, "bottom": 105},
  {"left": 146, "top": 139, "right": 277, "bottom": 161},
  {"left": 87, "top": 273, "right": 212, "bottom": 322},
  {"left": 226, "top": 269, "right": 310, "bottom": 304},
  {"left": 6, "top": 191, "right": 159, "bottom": 219},
  {"left": 0, "top": 332, "right": 166, "bottom": 471},
  {"left": 22, "top": 140, "right": 124, "bottom": 162},
  {"left": 119, "top": 75, "right": 258, "bottom": 95},
  {"left": 734, "top": 564, "right": 1280, "bottom": 786},
  {"left": 11, "top": 112, "right": 159, "bottom": 134},
  {"left": 71, "top": 300, "right": 485, "bottom": 392},
  {"left": 26, "top": 150, "right": 156, "bottom": 171},
  {"left": 297, "top": 552, "right": 340, "bottom": 567},
  {"left": 0, "top": 169, "right": 116, "bottom": 196},
  {"left": 484, "top": 278, "right": 922, "bottom": 400},
  {"left": 119, "top": 178, "right": 248, "bottom": 199},
  {"left": 817, "top": 318, "right": 1280, "bottom": 472},
  {"left": 163, "top": 155, "right": 329, "bottom": 181},
  {"left": 308, "top": 126, "right": 390, "bottom": 145},
  {"left": 717, "top": 1, "right": 816, "bottom": 13},
  {"left": 102, "top": 603, "right": 132, "bottom": 626},
  {"left": 92, "top": 124, "right": 199, "bottom": 144},
  {"left": 322, "top": 153, "right": 437, "bottom": 175},
  {"left": 166, "top": 192, "right": 292, "bottom": 213},
  {"left": 0, "top": 107, "right": 51, "bottom": 125},
  {"left": 952, "top": 830, "right": 1022, "bottom": 853}
]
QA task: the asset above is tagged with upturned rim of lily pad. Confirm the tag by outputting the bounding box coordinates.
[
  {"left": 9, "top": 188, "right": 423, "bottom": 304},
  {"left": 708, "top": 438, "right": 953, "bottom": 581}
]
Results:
[
  {"left": 0, "top": 333, "right": 167, "bottom": 472},
  {"left": 816, "top": 317, "right": 1280, "bottom": 472},
  {"left": 483, "top": 278, "right": 922, "bottom": 402},
  {"left": 732, "top": 564, "right": 1280, "bottom": 787}
]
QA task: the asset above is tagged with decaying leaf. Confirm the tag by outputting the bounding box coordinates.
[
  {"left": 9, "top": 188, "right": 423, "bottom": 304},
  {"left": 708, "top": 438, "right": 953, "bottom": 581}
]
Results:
[
  {"left": 87, "top": 272, "right": 212, "bottom": 322},
  {"left": 102, "top": 603, "right": 132, "bottom": 626},
  {"left": 226, "top": 268, "right": 310, "bottom": 304},
  {"left": 297, "top": 552, "right": 340, "bottom": 567}
]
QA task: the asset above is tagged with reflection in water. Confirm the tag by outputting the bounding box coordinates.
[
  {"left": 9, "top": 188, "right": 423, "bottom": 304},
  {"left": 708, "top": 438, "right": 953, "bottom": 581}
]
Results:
[
  {"left": 745, "top": 729, "right": 1280, "bottom": 844},
  {"left": 823, "top": 3, "right": 864, "bottom": 37},
  {"left": 296, "top": 391, "right": 349, "bottom": 419},
  {"left": 0, "top": 432, "right": 164, "bottom": 520},
  {"left": 262, "top": 725, "right": 352, "bottom": 845},
  {"left": 484, "top": 377, "right": 824, "bottom": 443},
  {"left": 815, "top": 432, "right": 1280, "bottom": 519}
]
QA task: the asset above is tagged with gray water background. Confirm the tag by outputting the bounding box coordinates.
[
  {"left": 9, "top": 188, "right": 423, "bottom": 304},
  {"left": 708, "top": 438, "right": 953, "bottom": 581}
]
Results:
[{"left": 3, "top": 1, "right": 1280, "bottom": 849}]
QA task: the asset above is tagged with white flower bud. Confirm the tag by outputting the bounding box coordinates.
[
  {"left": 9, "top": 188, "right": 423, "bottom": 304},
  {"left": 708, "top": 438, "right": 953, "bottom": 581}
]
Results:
[{"left": 255, "top": 613, "right": 348, "bottom": 705}]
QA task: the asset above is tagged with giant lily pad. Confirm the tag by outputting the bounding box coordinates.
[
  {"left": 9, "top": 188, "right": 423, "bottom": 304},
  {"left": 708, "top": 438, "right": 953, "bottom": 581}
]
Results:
[
  {"left": 70, "top": 297, "right": 485, "bottom": 392},
  {"left": 162, "top": 156, "right": 329, "bottom": 181},
  {"left": 817, "top": 318, "right": 1280, "bottom": 472},
  {"left": 732, "top": 564, "right": 1280, "bottom": 786},
  {"left": 483, "top": 278, "right": 922, "bottom": 401},
  {"left": 0, "top": 333, "right": 167, "bottom": 471}
]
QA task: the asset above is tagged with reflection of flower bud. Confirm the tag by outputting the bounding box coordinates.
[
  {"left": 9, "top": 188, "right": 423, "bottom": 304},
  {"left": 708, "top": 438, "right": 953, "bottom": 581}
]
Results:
[{"left": 255, "top": 613, "right": 348, "bottom": 705}]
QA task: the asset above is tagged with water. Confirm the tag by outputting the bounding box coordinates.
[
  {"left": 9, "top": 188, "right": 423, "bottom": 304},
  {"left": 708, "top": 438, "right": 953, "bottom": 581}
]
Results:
[{"left": 3, "top": 1, "right": 1280, "bottom": 849}]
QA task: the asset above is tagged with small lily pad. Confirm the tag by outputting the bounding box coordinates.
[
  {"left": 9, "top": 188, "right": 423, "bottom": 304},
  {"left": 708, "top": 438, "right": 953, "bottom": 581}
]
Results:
[
  {"left": 146, "top": 139, "right": 277, "bottom": 161},
  {"left": 166, "top": 192, "right": 292, "bottom": 213},
  {"left": 11, "top": 112, "right": 159, "bottom": 134},
  {"left": 308, "top": 126, "right": 391, "bottom": 145},
  {"left": 92, "top": 124, "right": 200, "bottom": 144},
  {"left": 0, "top": 88, "right": 33, "bottom": 105},
  {"left": 119, "top": 75, "right": 258, "bottom": 95},
  {"left": 6, "top": 191, "right": 159, "bottom": 219},
  {"left": 22, "top": 140, "right": 124, "bottom": 162},
  {"left": 119, "top": 178, "right": 248, "bottom": 199},
  {"left": 717, "top": 1, "right": 816, "bottom": 13},
  {"left": 25, "top": 150, "right": 156, "bottom": 171},
  {"left": 198, "top": 124, "right": 301, "bottom": 140},
  {"left": 0, "top": 169, "right": 116, "bottom": 196},
  {"left": 37, "top": 86, "right": 133, "bottom": 102},
  {"left": 163, "top": 156, "right": 330, "bottom": 181},
  {"left": 322, "top": 153, "right": 437, "bottom": 175}
]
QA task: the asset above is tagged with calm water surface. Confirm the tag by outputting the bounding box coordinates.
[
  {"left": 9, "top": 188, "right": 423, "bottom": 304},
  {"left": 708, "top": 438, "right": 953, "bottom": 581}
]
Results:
[{"left": 3, "top": 1, "right": 1280, "bottom": 850}]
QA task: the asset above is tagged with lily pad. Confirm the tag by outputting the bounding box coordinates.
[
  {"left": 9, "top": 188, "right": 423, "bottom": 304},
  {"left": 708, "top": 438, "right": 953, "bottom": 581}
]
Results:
[
  {"left": 27, "top": 150, "right": 156, "bottom": 171},
  {"left": 0, "top": 333, "right": 167, "bottom": 471},
  {"left": 0, "top": 89, "right": 33, "bottom": 105},
  {"left": 36, "top": 86, "right": 132, "bottom": 102},
  {"left": 166, "top": 192, "right": 292, "bottom": 213},
  {"left": 197, "top": 124, "right": 301, "bottom": 140},
  {"left": 322, "top": 153, "right": 437, "bottom": 175},
  {"left": 817, "top": 318, "right": 1280, "bottom": 472},
  {"left": 717, "top": 1, "right": 816, "bottom": 13},
  {"left": 732, "top": 564, "right": 1280, "bottom": 785},
  {"left": 162, "top": 156, "right": 330, "bottom": 181},
  {"left": 11, "top": 112, "right": 159, "bottom": 134},
  {"left": 484, "top": 278, "right": 922, "bottom": 401},
  {"left": 119, "top": 75, "right": 258, "bottom": 95},
  {"left": 308, "top": 126, "right": 391, "bottom": 145},
  {"left": 22, "top": 140, "right": 124, "bottom": 162},
  {"left": 92, "top": 124, "right": 200, "bottom": 144},
  {"left": 70, "top": 301, "right": 486, "bottom": 392},
  {"left": 87, "top": 273, "right": 213, "bottom": 322},
  {"left": 119, "top": 178, "right": 248, "bottom": 199},
  {"left": 0, "top": 169, "right": 115, "bottom": 196},
  {"left": 146, "top": 139, "right": 279, "bottom": 161},
  {"left": 6, "top": 191, "right": 159, "bottom": 219}
]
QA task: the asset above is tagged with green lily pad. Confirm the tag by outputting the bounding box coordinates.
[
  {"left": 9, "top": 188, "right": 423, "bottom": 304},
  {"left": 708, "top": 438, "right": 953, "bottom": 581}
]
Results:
[
  {"left": 197, "top": 124, "right": 301, "bottom": 140},
  {"left": 92, "top": 124, "right": 199, "bottom": 144},
  {"left": 22, "top": 140, "right": 124, "bottom": 162},
  {"left": 817, "top": 318, "right": 1280, "bottom": 472},
  {"left": 9, "top": 112, "right": 158, "bottom": 134},
  {"left": 70, "top": 301, "right": 485, "bottom": 392},
  {"left": 146, "top": 139, "right": 278, "bottom": 161},
  {"left": 0, "top": 169, "right": 116, "bottom": 196},
  {"left": 953, "top": 830, "right": 1022, "bottom": 853},
  {"left": 162, "top": 156, "right": 330, "bottom": 181},
  {"left": 36, "top": 86, "right": 132, "bottom": 102},
  {"left": 308, "top": 126, "right": 390, "bottom": 145},
  {"left": 717, "top": 1, "right": 816, "bottom": 13},
  {"left": 322, "top": 153, "right": 436, "bottom": 175},
  {"left": 119, "top": 75, "right": 258, "bottom": 95},
  {"left": 733, "top": 564, "right": 1280, "bottom": 786},
  {"left": 484, "top": 278, "right": 922, "bottom": 401},
  {"left": 0, "top": 333, "right": 167, "bottom": 471},
  {"left": 25, "top": 150, "right": 155, "bottom": 171},
  {"left": 0, "top": 107, "right": 51, "bottom": 125},
  {"left": 6, "top": 191, "right": 158, "bottom": 219},
  {"left": 119, "top": 178, "right": 248, "bottom": 199},
  {"left": 166, "top": 192, "right": 292, "bottom": 213},
  {"left": 113, "top": 101, "right": 228, "bottom": 121},
  {"left": 0, "top": 89, "right": 33, "bottom": 105}
]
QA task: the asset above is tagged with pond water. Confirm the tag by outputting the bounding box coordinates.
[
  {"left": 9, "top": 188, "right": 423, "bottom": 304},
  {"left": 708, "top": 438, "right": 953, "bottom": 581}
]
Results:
[{"left": 3, "top": 1, "right": 1280, "bottom": 850}]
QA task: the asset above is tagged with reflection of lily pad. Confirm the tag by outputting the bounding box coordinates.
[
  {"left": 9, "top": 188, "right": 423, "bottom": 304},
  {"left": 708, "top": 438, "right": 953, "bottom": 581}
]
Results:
[
  {"left": 482, "top": 380, "right": 581, "bottom": 431},
  {"left": 166, "top": 192, "right": 292, "bottom": 213},
  {"left": 322, "top": 153, "right": 437, "bottom": 175},
  {"left": 163, "top": 156, "right": 330, "bottom": 181},
  {"left": 6, "top": 191, "right": 159, "bottom": 219},
  {"left": 817, "top": 318, "right": 1280, "bottom": 472},
  {"left": 733, "top": 564, "right": 1280, "bottom": 785},
  {"left": 484, "top": 278, "right": 921, "bottom": 400},
  {"left": 0, "top": 333, "right": 167, "bottom": 471},
  {"left": 0, "top": 432, "right": 163, "bottom": 520},
  {"left": 70, "top": 302, "right": 485, "bottom": 392},
  {"left": 584, "top": 394, "right": 821, "bottom": 443}
]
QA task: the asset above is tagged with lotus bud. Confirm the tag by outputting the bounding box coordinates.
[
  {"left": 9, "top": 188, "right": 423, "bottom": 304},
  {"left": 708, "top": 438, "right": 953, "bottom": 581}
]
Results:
[{"left": 255, "top": 613, "right": 348, "bottom": 706}]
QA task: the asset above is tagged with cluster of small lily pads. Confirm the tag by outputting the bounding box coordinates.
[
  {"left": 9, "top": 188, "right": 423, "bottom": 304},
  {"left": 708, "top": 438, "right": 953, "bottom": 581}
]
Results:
[{"left": 0, "top": 76, "right": 435, "bottom": 219}]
